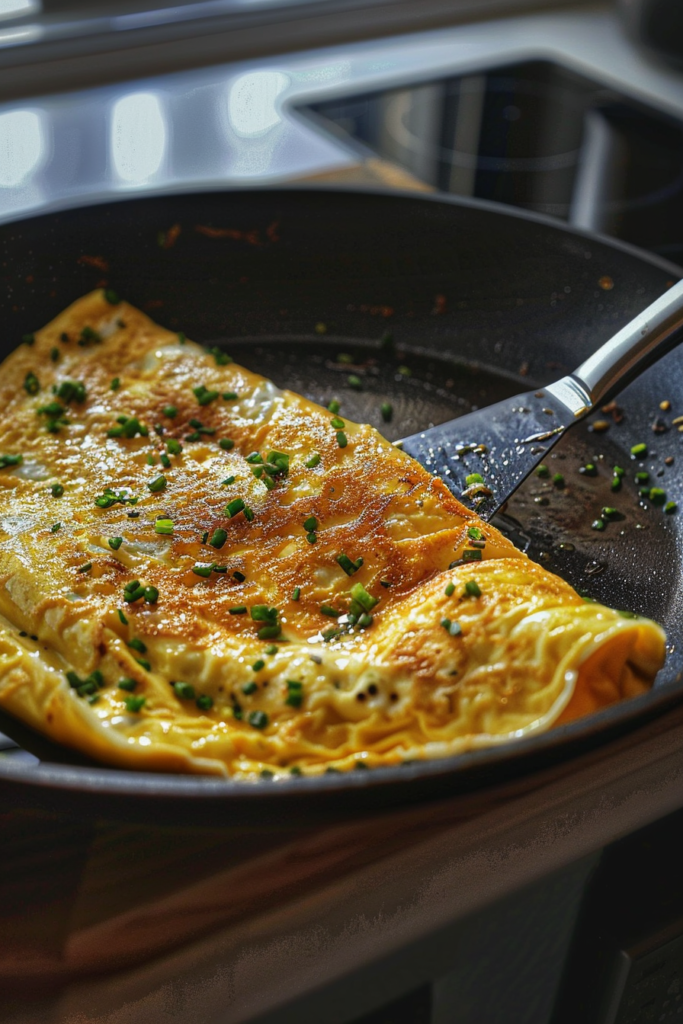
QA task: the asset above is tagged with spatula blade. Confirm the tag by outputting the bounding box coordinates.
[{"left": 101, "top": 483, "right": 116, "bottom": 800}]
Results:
[{"left": 400, "top": 384, "right": 581, "bottom": 520}]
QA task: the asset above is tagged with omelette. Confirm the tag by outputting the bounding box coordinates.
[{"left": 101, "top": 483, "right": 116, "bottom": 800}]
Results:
[{"left": 0, "top": 291, "right": 666, "bottom": 778}]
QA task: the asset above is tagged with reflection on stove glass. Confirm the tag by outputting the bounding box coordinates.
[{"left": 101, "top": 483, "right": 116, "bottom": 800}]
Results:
[{"left": 302, "top": 60, "right": 683, "bottom": 265}]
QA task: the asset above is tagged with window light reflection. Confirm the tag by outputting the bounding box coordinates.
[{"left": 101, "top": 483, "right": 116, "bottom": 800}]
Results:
[
  {"left": 227, "top": 71, "right": 289, "bottom": 138},
  {"left": 0, "top": 0, "right": 40, "bottom": 19},
  {"left": 111, "top": 92, "right": 167, "bottom": 184},
  {"left": 0, "top": 109, "right": 44, "bottom": 188}
]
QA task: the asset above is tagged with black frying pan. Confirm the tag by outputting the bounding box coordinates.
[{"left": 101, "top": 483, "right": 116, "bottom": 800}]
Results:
[{"left": 1, "top": 187, "right": 682, "bottom": 826}]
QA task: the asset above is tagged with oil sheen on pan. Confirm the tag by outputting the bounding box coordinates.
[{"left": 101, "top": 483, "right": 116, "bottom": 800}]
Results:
[{"left": 0, "top": 291, "right": 666, "bottom": 779}]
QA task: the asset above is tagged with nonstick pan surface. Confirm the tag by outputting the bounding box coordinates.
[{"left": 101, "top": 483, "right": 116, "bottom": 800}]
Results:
[{"left": 0, "top": 186, "right": 682, "bottom": 826}]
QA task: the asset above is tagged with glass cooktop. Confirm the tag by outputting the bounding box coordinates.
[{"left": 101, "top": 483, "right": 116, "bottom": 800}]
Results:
[{"left": 300, "top": 59, "right": 683, "bottom": 267}]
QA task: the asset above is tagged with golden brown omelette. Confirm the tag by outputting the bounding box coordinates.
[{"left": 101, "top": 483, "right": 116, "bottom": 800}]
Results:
[{"left": 0, "top": 291, "right": 666, "bottom": 777}]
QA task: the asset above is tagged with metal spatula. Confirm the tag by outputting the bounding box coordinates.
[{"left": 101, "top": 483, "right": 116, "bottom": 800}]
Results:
[{"left": 401, "top": 279, "right": 683, "bottom": 520}]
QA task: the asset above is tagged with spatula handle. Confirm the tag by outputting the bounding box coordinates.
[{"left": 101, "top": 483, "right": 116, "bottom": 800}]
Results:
[{"left": 570, "top": 277, "right": 683, "bottom": 410}]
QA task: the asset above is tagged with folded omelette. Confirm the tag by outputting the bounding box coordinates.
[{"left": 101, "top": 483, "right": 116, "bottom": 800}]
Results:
[{"left": 0, "top": 291, "right": 665, "bottom": 777}]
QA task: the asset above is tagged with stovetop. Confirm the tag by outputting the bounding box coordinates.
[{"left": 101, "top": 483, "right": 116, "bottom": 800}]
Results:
[{"left": 301, "top": 56, "right": 683, "bottom": 264}]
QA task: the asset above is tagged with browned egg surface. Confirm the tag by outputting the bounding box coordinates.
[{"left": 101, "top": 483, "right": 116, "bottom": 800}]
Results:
[{"left": 0, "top": 292, "right": 666, "bottom": 778}]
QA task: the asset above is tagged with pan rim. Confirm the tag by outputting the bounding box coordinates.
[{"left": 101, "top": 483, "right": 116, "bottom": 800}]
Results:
[{"left": 1, "top": 184, "right": 681, "bottom": 814}]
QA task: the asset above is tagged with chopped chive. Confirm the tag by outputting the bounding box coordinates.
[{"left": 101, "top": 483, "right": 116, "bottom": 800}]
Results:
[
  {"left": 650, "top": 487, "right": 666, "bottom": 505},
  {"left": 467, "top": 526, "right": 483, "bottom": 541},
  {"left": 465, "top": 473, "right": 484, "bottom": 486},
  {"left": 0, "top": 454, "right": 23, "bottom": 469},
  {"left": 357, "top": 612, "right": 373, "bottom": 628},
  {"left": 631, "top": 443, "right": 648, "bottom": 458},
  {"left": 349, "top": 582, "right": 378, "bottom": 612},
  {"left": 50, "top": 347, "right": 60, "bottom": 363},
  {"left": 591, "top": 518, "right": 606, "bottom": 531},
  {"left": 124, "top": 696, "right": 146, "bottom": 713},
  {"left": 445, "top": 582, "right": 455, "bottom": 596},
  {"left": 50, "top": 482, "right": 64, "bottom": 498},
  {"left": 163, "top": 406, "right": 177, "bottom": 418},
  {"left": 306, "top": 531, "right": 317, "bottom": 544},
  {"left": 23, "top": 371, "right": 40, "bottom": 395},
  {"left": 166, "top": 438, "right": 182, "bottom": 455},
  {"left": 463, "top": 580, "right": 482, "bottom": 598},
  {"left": 197, "top": 694, "right": 213, "bottom": 710},
  {"left": 222, "top": 392, "right": 238, "bottom": 401},
  {"left": 174, "top": 682, "right": 195, "bottom": 700},
  {"left": 377, "top": 401, "right": 392, "bottom": 423},
  {"left": 635, "top": 471, "right": 650, "bottom": 483},
  {"left": 462, "top": 549, "right": 482, "bottom": 562},
  {"left": 51, "top": 522, "right": 61, "bottom": 533},
  {"left": 104, "top": 289, "right": 120, "bottom": 305},
  {"left": 552, "top": 473, "right": 565, "bottom": 488},
  {"left": 290, "top": 766, "right": 302, "bottom": 776},
  {"left": 22, "top": 333, "right": 35, "bottom": 346},
  {"left": 144, "top": 586, "right": 158, "bottom": 604},
  {"left": 110, "top": 377, "right": 121, "bottom": 391},
  {"left": 117, "top": 608, "right": 128, "bottom": 625},
  {"left": 219, "top": 438, "right": 235, "bottom": 451},
  {"left": 611, "top": 477, "right": 622, "bottom": 492},
  {"left": 303, "top": 515, "right": 318, "bottom": 532},
  {"left": 536, "top": 464, "right": 550, "bottom": 478},
  {"left": 336, "top": 431, "right": 348, "bottom": 448},
  {"left": 107, "top": 415, "right": 148, "bottom": 439},
  {"left": 305, "top": 452, "right": 321, "bottom": 469},
  {"left": 601, "top": 507, "right": 619, "bottom": 519},
  {"left": 665, "top": 501, "right": 678, "bottom": 514},
  {"left": 252, "top": 659, "right": 265, "bottom": 672},
  {"left": 209, "top": 528, "right": 228, "bottom": 549},
  {"left": 193, "top": 385, "right": 220, "bottom": 406},
  {"left": 286, "top": 680, "right": 303, "bottom": 708},
  {"left": 118, "top": 678, "right": 137, "bottom": 692},
  {"left": 229, "top": 605, "right": 247, "bottom": 615},
  {"left": 178, "top": 332, "right": 186, "bottom": 344},
  {"left": 233, "top": 570, "right": 246, "bottom": 583},
  {"left": 579, "top": 463, "right": 597, "bottom": 476},
  {"left": 251, "top": 605, "right": 279, "bottom": 623},
  {"left": 265, "top": 644, "right": 278, "bottom": 655},
  {"left": 155, "top": 518, "right": 173, "bottom": 535},
  {"left": 441, "top": 617, "right": 462, "bottom": 636},
  {"left": 77, "top": 562, "right": 92, "bottom": 574},
  {"left": 207, "top": 346, "right": 233, "bottom": 366},
  {"left": 192, "top": 564, "right": 213, "bottom": 578},
  {"left": 226, "top": 498, "right": 246, "bottom": 518},
  {"left": 108, "top": 536, "right": 123, "bottom": 550},
  {"left": 328, "top": 399, "right": 340, "bottom": 414},
  {"left": 257, "top": 624, "right": 281, "bottom": 640},
  {"left": 348, "top": 375, "right": 362, "bottom": 390},
  {"left": 248, "top": 710, "right": 269, "bottom": 729},
  {"left": 147, "top": 475, "right": 167, "bottom": 493},
  {"left": 242, "top": 681, "right": 257, "bottom": 695},
  {"left": 146, "top": 453, "right": 156, "bottom": 466},
  {"left": 336, "top": 553, "right": 363, "bottom": 576},
  {"left": 330, "top": 416, "right": 345, "bottom": 429},
  {"left": 244, "top": 506, "right": 255, "bottom": 522},
  {"left": 320, "top": 605, "right": 339, "bottom": 617},
  {"left": 221, "top": 476, "right": 236, "bottom": 487},
  {"left": 292, "top": 587, "right": 301, "bottom": 601},
  {"left": 613, "top": 466, "right": 625, "bottom": 478}
]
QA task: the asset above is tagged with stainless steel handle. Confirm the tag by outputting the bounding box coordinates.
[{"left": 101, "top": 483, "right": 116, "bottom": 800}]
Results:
[{"left": 571, "top": 277, "right": 683, "bottom": 408}]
